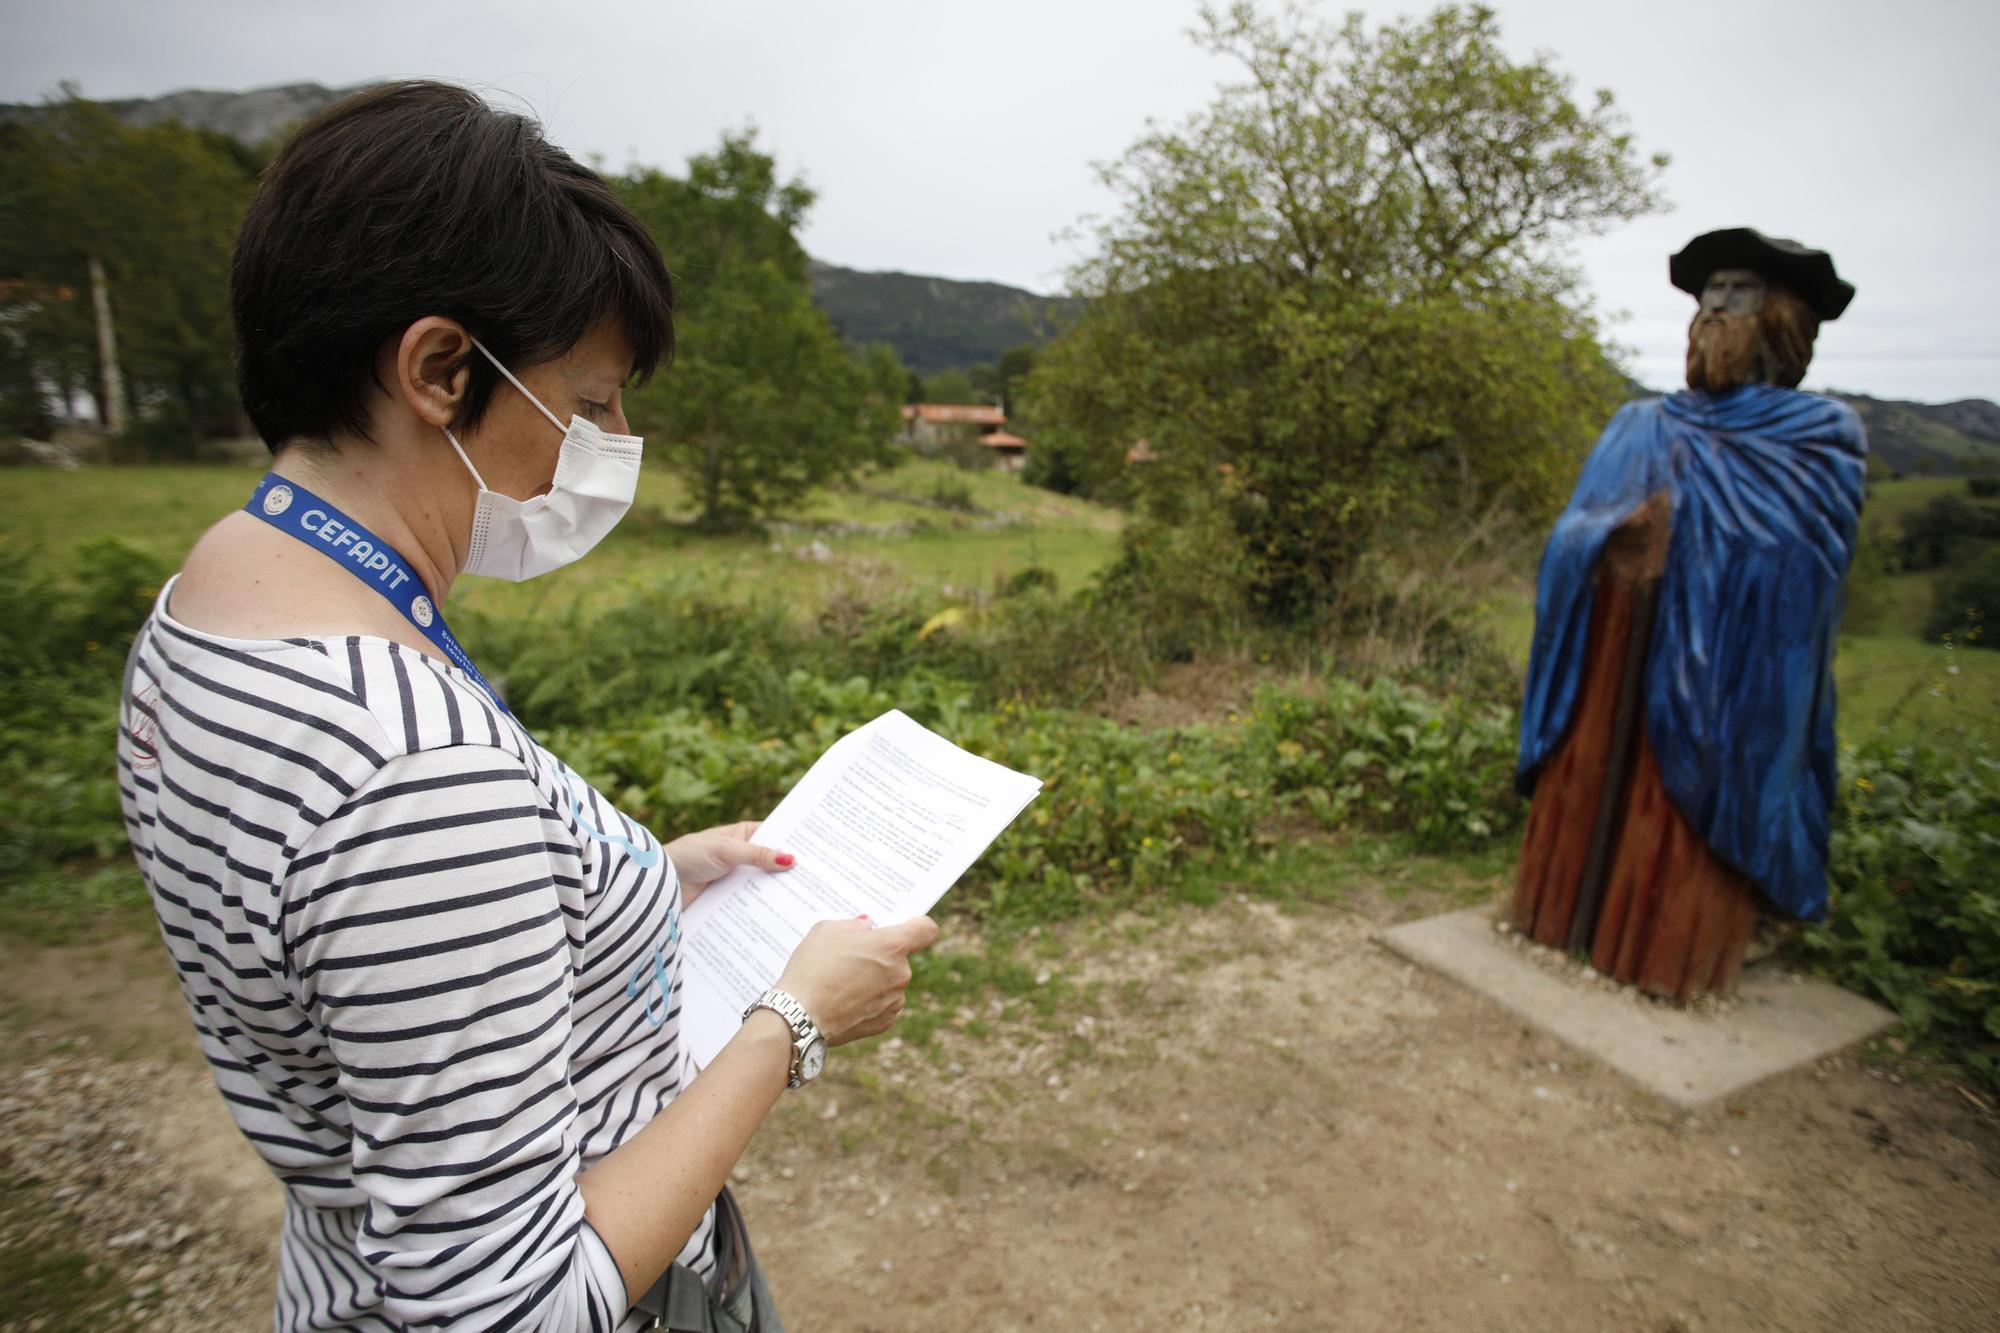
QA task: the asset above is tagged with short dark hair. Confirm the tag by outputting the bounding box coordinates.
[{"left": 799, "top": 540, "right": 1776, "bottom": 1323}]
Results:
[{"left": 232, "top": 81, "right": 673, "bottom": 451}]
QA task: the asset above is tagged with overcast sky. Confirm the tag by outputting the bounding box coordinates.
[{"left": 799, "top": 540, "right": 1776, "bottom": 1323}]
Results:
[{"left": 4, "top": 0, "right": 1995, "bottom": 401}]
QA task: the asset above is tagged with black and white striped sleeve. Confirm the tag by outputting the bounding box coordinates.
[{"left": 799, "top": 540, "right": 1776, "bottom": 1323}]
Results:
[{"left": 283, "top": 744, "right": 630, "bottom": 1331}]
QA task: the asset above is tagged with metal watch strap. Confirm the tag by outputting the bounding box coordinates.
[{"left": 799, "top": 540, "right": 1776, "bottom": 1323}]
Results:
[{"left": 744, "top": 987, "right": 819, "bottom": 1088}]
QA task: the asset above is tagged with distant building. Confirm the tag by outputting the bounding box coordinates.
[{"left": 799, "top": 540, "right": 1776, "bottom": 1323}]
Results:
[
  {"left": 1125, "top": 439, "right": 1158, "bottom": 464},
  {"left": 981, "top": 430, "right": 1029, "bottom": 473},
  {"left": 900, "top": 402, "right": 1030, "bottom": 470},
  {"left": 900, "top": 403, "right": 1007, "bottom": 447}
]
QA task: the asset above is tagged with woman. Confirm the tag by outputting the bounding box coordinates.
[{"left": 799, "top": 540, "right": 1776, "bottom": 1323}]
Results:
[{"left": 115, "top": 81, "right": 935, "bottom": 1331}]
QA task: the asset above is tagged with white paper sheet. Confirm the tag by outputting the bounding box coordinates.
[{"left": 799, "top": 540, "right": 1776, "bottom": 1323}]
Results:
[{"left": 678, "top": 709, "right": 1042, "bottom": 1067}]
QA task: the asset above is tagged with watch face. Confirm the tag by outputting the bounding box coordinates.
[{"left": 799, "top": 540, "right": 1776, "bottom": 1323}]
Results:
[{"left": 800, "top": 1038, "right": 827, "bottom": 1083}]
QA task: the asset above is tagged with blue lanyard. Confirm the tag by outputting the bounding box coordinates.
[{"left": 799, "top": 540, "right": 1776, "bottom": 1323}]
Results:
[{"left": 243, "top": 474, "right": 511, "bottom": 714}]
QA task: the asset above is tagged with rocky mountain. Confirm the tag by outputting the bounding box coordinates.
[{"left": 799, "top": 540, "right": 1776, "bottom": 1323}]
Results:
[
  {"left": 100, "top": 81, "right": 362, "bottom": 146},
  {"left": 1835, "top": 393, "right": 2000, "bottom": 477},
  {"left": 0, "top": 80, "right": 361, "bottom": 147},
  {"left": 1618, "top": 377, "right": 1997, "bottom": 479}
]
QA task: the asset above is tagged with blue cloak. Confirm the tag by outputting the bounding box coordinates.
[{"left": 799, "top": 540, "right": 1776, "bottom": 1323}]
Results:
[{"left": 1515, "top": 384, "right": 1867, "bottom": 921}]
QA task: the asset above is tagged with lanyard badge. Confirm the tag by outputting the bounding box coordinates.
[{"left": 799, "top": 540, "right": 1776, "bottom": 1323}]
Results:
[{"left": 242, "top": 474, "right": 511, "bottom": 714}]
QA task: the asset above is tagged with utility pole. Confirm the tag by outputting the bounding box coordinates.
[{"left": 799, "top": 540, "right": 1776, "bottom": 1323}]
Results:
[{"left": 87, "top": 255, "right": 127, "bottom": 435}]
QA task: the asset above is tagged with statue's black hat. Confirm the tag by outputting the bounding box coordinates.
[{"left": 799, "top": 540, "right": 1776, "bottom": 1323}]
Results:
[{"left": 1670, "top": 227, "right": 1855, "bottom": 320}]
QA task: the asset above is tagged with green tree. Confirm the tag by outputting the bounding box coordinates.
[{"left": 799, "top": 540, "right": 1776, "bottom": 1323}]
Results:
[
  {"left": 920, "top": 367, "right": 979, "bottom": 405},
  {"left": 996, "top": 343, "right": 1038, "bottom": 417},
  {"left": 0, "top": 94, "right": 252, "bottom": 451},
  {"left": 1899, "top": 492, "right": 2000, "bottom": 571},
  {"left": 1026, "top": 2, "right": 1666, "bottom": 620},
  {"left": 618, "top": 131, "right": 901, "bottom": 528}
]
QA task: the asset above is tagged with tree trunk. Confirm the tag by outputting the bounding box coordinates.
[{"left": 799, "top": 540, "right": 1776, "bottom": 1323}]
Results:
[{"left": 86, "top": 255, "right": 127, "bottom": 435}]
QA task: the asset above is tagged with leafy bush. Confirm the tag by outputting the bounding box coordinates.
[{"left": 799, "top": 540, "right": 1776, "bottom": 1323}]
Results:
[
  {"left": 463, "top": 586, "right": 816, "bottom": 731},
  {"left": 1899, "top": 492, "right": 2000, "bottom": 571},
  {"left": 1839, "top": 520, "right": 1900, "bottom": 636},
  {"left": 1923, "top": 545, "right": 2000, "bottom": 650},
  {"left": 1967, "top": 477, "right": 1999, "bottom": 499},
  {"left": 547, "top": 655, "right": 1521, "bottom": 934},
  {"left": 1248, "top": 677, "right": 1520, "bottom": 849},
  {"left": 998, "top": 565, "right": 1058, "bottom": 598},
  {"left": 0, "top": 537, "right": 167, "bottom": 915},
  {"left": 1087, "top": 490, "right": 1259, "bottom": 666},
  {"left": 1804, "top": 741, "right": 2000, "bottom": 1090},
  {"left": 0, "top": 676, "right": 128, "bottom": 878},
  {"left": 929, "top": 476, "right": 977, "bottom": 512},
  {"left": 0, "top": 536, "right": 166, "bottom": 686}
]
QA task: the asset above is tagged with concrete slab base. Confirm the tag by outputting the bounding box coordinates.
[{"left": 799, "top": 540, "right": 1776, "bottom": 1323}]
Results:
[{"left": 1378, "top": 908, "right": 1897, "bottom": 1111}]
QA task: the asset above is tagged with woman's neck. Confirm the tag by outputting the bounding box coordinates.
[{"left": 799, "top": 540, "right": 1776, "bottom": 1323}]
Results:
[{"left": 271, "top": 442, "right": 465, "bottom": 605}]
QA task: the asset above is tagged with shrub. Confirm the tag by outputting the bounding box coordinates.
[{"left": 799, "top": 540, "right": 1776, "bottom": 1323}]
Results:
[
  {"left": 0, "top": 536, "right": 166, "bottom": 687},
  {"left": 1248, "top": 677, "right": 1520, "bottom": 850},
  {"left": 1803, "top": 741, "right": 2000, "bottom": 1090},
  {"left": 1899, "top": 492, "right": 2000, "bottom": 571},
  {"left": 998, "top": 565, "right": 1058, "bottom": 598},
  {"left": 929, "top": 476, "right": 977, "bottom": 512},
  {"left": 1923, "top": 546, "right": 2000, "bottom": 650},
  {"left": 1839, "top": 520, "right": 1900, "bottom": 636},
  {"left": 545, "top": 658, "right": 1521, "bottom": 931},
  {"left": 0, "top": 537, "right": 168, "bottom": 908},
  {"left": 464, "top": 587, "right": 815, "bottom": 730}
]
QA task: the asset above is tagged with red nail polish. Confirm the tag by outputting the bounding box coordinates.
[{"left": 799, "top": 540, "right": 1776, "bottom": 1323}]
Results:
[{"left": 775, "top": 853, "right": 794, "bottom": 867}]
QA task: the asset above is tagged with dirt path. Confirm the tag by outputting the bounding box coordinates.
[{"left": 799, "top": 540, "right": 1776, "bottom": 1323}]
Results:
[{"left": 4, "top": 894, "right": 1997, "bottom": 1332}]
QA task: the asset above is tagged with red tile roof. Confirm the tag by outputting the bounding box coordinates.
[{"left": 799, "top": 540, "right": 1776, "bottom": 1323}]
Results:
[{"left": 902, "top": 403, "right": 1006, "bottom": 426}]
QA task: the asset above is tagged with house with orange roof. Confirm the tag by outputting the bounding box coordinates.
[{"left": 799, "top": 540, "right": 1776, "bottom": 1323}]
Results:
[
  {"left": 980, "top": 429, "right": 1029, "bottom": 472},
  {"left": 900, "top": 402, "right": 1007, "bottom": 446},
  {"left": 900, "top": 402, "right": 1030, "bottom": 470}
]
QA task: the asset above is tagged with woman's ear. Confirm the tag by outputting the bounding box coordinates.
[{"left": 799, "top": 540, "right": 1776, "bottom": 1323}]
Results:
[{"left": 392, "top": 318, "right": 475, "bottom": 430}]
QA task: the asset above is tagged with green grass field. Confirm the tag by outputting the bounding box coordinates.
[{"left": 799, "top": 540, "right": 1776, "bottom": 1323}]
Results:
[
  {"left": 0, "top": 455, "right": 1126, "bottom": 621},
  {"left": 1841, "top": 478, "right": 2000, "bottom": 747},
  {"left": 7, "top": 464, "right": 1995, "bottom": 753},
  {"left": 1859, "top": 475, "right": 1973, "bottom": 534}
]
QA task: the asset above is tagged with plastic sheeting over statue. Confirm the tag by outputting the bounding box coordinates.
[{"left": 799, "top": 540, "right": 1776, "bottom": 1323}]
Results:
[{"left": 1512, "top": 228, "right": 1865, "bottom": 1001}]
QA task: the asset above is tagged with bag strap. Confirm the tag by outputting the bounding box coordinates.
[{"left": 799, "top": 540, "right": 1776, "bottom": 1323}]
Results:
[{"left": 636, "top": 1189, "right": 757, "bottom": 1333}]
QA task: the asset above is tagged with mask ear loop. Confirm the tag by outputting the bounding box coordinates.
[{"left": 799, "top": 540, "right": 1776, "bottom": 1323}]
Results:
[
  {"left": 470, "top": 336, "right": 569, "bottom": 434},
  {"left": 441, "top": 427, "right": 490, "bottom": 491}
]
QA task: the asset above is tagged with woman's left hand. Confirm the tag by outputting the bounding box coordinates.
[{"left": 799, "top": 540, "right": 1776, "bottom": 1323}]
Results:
[{"left": 664, "top": 821, "right": 794, "bottom": 903}]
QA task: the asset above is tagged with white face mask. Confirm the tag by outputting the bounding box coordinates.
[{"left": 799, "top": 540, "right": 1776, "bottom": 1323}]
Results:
[{"left": 442, "top": 337, "right": 643, "bottom": 581}]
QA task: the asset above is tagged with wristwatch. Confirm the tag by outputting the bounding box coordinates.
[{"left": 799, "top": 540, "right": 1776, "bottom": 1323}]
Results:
[{"left": 744, "top": 987, "right": 827, "bottom": 1088}]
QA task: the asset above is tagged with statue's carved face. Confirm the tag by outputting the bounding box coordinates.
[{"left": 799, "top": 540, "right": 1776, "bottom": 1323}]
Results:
[
  {"left": 1700, "top": 268, "right": 1767, "bottom": 319},
  {"left": 1685, "top": 267, "right": 1816, "bottom": 393}
]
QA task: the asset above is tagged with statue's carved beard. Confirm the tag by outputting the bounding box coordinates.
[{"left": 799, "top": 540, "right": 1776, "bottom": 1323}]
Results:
[
  {"left": 1685, "top": 312, "right": 1776, "bottom": 393},
  {"left": 1685, "top": 312, "right": 1781, "bottom": 393}
]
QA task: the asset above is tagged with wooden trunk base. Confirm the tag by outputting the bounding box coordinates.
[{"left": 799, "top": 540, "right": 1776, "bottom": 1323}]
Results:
[{"left": 1513, "top": 571, "right": 1757, "bottom": 1002}]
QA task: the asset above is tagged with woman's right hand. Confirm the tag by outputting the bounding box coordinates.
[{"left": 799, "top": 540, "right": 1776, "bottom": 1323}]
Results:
[{"left": 775, "top": 916, "right": 940, "bottom": 1046}]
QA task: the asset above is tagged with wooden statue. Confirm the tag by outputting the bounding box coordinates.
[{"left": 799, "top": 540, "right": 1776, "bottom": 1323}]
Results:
[{"left": 1511, "top": 228, "right": 1864, "bottom": 1001}]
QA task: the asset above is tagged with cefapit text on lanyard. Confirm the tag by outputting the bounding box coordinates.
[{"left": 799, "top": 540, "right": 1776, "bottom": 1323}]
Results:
[{"left": 242, "top": 473, "right": 512, "bottom": 715}]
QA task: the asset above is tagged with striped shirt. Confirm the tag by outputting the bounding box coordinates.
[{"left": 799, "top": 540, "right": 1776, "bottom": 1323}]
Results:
[{"left": 116, "top": 578, "right": 715, "bottom": 1332}]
